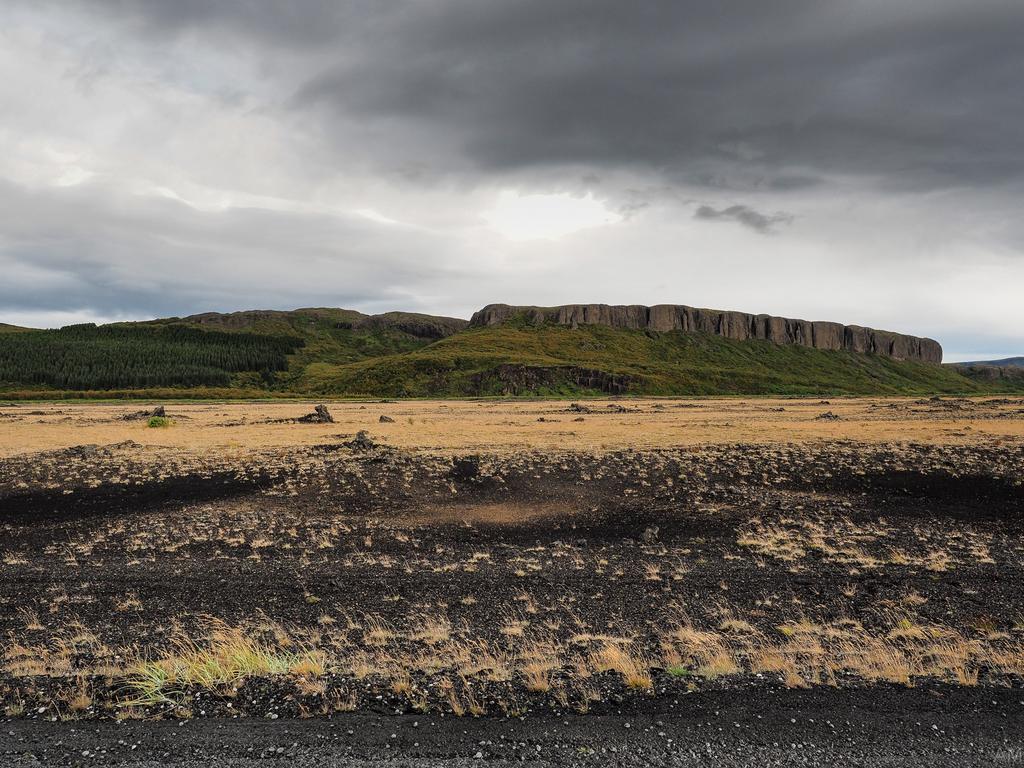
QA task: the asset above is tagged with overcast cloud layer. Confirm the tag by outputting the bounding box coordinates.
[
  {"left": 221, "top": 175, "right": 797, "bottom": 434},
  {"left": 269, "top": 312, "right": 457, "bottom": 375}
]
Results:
[{"left": 2, "top": 0, "right": 1023, "bottom": 359}]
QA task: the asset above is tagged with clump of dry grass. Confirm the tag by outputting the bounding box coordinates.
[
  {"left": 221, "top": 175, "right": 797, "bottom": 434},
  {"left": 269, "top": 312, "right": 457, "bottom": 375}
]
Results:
[
  {"left": 62, "top": 677, "right": 94, "bottom": 714},
  {"left": 18, "top": 608, "right": 44, "bottom": 631},
  {"left": 589, "top": 642, "right": 653, "bottom": 690},
  {"left": 661, "top": 621, "right": 739, "bottom": 679},
  {"left": 124, "top": 622, "right": 327, "bottom": 705},
  {"left": 410, "top": 615, "right": 451, "bottom": 645}
]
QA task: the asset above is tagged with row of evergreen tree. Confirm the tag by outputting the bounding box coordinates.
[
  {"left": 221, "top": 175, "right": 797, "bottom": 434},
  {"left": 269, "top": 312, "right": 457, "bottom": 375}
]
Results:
[{"left": 0, "top": 323, "right": 303, "bottom": 390}]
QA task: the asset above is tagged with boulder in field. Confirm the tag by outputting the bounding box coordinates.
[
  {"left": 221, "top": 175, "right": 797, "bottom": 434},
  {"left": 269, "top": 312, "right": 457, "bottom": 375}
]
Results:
[{"left": 298, "top": 404, "right": 334, "bottom": 424}]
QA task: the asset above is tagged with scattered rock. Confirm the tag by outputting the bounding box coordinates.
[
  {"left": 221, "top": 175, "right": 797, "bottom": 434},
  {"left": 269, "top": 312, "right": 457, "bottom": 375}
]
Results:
[
  {"left": 105, "top": 440, "right": 141, "bottom": 452},
  {"left": 641, "top": 525, "right": 660, "bottom": 544},
  {"left": 379, "top": 415, "right": 395, "bottom": 423},
  {"left": 122, "top": 406, "right": 167, "bottom": 421},
  {"left": 567, "top": 403, "right": 592, "bottom": 414},
  {"left": 298, "top": 405, "right": 334, "bottom": 424},
  {"left": 344, "top": 430, "right": 376, "bottom": 451},
  {"left": 816, "top": 411, "right": 841, "bottom": 421},
  {"left": 64, "top": 444, "right": 99, "bottom": 457}
]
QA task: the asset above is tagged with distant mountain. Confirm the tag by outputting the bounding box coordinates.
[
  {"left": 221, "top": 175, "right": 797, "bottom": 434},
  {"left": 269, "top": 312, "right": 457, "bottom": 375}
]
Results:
[
  {"left": 1, "top": 304, "right": 1021, "bottom": 397},
  {"left": 953, "top": 356, "right": 1024, "bottom": 368},
  {"left": 950, "top": 357, "right": 1024, "bottom": 387}
]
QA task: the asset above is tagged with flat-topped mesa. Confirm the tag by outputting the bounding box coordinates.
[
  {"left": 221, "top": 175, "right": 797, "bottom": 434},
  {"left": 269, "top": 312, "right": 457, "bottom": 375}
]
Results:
[{"left": 469, "top": 303, "right": 943, "bottom": 364}]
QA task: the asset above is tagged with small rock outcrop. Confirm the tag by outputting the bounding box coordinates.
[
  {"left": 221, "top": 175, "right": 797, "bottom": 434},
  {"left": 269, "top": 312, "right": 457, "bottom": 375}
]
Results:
[
  {"left": 298, "top": 405, "right": 334, "bottom": 424},
  {"left": 469, "top": 303, "right": 942, "bottom": 364},
  {"left": 122, "top": 405, "right": 166, "bottom": 421},
  {"left": 345, "top": 430, "right": 376, "bottom": 451}
]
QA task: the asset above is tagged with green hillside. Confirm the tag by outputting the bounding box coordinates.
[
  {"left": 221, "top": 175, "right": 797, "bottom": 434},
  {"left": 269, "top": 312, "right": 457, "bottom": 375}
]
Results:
[
  {"left": 0, "top": 308, "right": 468, "bottom": 395},
  {"left": 1, "top": 307, "right": 1020, "bottom": 398},
  {"left": 142, "top": 307, "right": 467, "bottom": 390},
  {"left": 294, "top": 321, "right": 1011, "bottom": 397}
]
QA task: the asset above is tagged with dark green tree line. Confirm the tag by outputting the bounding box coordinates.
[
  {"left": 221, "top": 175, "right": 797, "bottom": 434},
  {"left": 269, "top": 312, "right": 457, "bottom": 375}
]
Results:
[{"left": 0, "top": 323, "right": 303, "bottom": 390}]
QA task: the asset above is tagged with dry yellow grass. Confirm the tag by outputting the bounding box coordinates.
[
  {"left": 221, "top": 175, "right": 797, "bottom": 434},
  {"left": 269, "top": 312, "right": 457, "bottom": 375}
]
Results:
[
  {"left": 1, "top": 396, "right": 1022, "bottom": 458},
  {"left": 7, "top": 609, "right": 1022, "bottom": 713},
  {"left": 589, "top": 642, "right": 653, "bottom": 690}
]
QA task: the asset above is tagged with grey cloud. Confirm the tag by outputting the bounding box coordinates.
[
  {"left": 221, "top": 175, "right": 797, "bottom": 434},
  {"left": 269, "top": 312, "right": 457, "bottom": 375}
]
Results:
[
  {"left": 287, "top": 0, "right": 1024, "bottom": 191},
  {"left": 694, "top": 204, "right": 792, "bottom": 234},
  {"left": 0, "top": 179, "right": 471, "bottom": 320},
  {"left": 2, "top": 1, "right": 1022, "bottom": 357},
  {"left": 28, "top": 0, "right": 1024, "bottom": 192},
  {"left": 62, "top": 0, "right": 373, "bottom": 47}
]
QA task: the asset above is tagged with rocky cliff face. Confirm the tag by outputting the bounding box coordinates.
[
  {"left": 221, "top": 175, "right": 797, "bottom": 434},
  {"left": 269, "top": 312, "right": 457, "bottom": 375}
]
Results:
[{"left": 470, "top": 304, "right": 943, "bottom": 364}]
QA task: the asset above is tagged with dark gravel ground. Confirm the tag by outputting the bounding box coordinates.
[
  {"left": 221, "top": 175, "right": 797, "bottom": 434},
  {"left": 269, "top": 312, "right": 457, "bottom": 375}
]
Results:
[
  {"left": 3, "top": 686, "right": 1022, "bottom": 767},
  {"left": 2, "top": 440, "right": 1023, "bottom": 765}
]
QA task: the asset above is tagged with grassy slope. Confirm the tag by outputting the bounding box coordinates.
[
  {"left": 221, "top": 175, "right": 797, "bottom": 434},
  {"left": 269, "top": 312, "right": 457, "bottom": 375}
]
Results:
[
  {"left": 3, "top": 309, "right": 1019, "bottom": 398},
  {"left": 0, "top": 308, "right": 470, "bottom": 396},
  {"left": 295, "top": 322, "right": 1012, "bottom": 397},
  {"left": 138, "top": 308, "right": 466, "bottom": 389},
  {"left": 0, "top": 323, "right": 32, "bottom": 333}
]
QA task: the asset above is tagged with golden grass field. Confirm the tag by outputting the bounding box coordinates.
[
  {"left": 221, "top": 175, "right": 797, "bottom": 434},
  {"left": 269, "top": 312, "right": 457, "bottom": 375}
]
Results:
[{"left": 2, "top": 396, "right": 1023, "bottom": 458}]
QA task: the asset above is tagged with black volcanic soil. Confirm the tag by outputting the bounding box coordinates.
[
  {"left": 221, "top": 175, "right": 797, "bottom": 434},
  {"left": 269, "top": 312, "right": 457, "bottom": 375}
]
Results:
[
  {"left": 0, "top": 439, "right": 1022, "bottom": 764},
  {"left": 3, "top": 686, "right": 1023, "bottom": 766}
]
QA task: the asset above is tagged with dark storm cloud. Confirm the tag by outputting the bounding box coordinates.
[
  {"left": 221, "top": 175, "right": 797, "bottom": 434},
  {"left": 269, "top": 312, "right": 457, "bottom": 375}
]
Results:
[
  {"left": 29, "top": 0, "right": 1024, "bottom": 192},
  {"left": 694, "top": 205, "right": 792, "bottom": 234},
  {"left": 68, "top": 0, "right": 1024, "bottom": 191}
]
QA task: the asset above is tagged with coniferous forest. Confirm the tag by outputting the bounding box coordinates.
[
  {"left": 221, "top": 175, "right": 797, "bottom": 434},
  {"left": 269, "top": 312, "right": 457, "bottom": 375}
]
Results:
[{"left": 0, "top": 324, "right": 302, "bottom": 390}]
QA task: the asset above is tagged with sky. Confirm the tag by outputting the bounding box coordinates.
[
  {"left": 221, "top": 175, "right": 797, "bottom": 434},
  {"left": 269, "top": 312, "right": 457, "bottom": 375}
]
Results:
[{"left": 2, "top": 1, "right": 1022, "bottom": 361}]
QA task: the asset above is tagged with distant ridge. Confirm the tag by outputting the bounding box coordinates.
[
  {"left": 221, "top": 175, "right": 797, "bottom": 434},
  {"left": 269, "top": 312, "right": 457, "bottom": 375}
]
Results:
[
  {"left": 471, "top": 303, "right": 943, "bottom": 364},
  {"left": 6, "top": 303, "right": 1022, "bottom": 398},
  {"left": 953, "top": 356, "right": 1024, "bottom": 368},
  {"left": 180, "top": 307, "right": 468, "bottom": 339}
]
